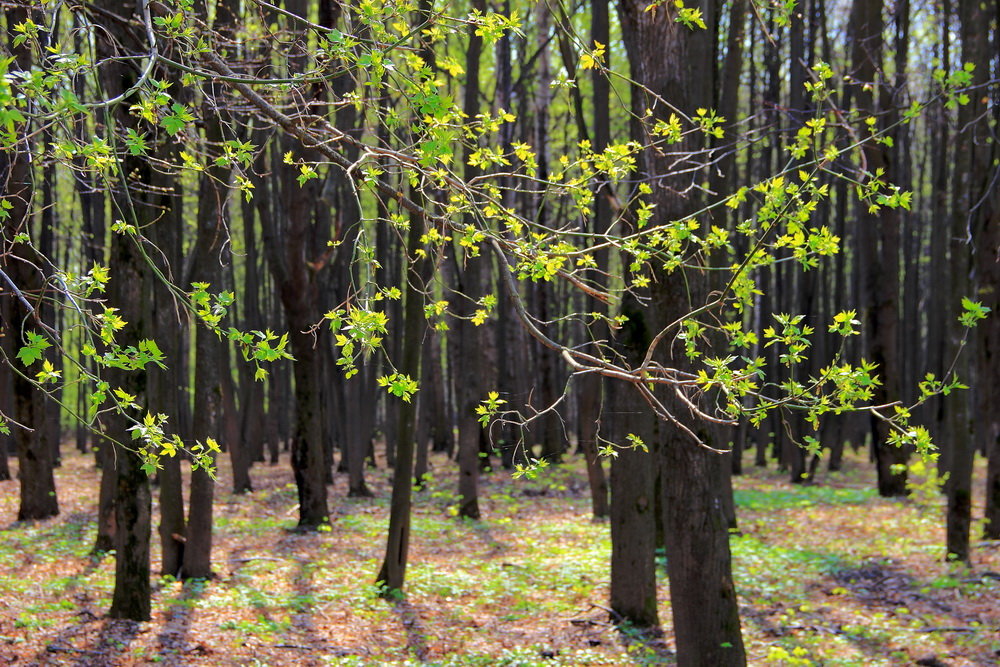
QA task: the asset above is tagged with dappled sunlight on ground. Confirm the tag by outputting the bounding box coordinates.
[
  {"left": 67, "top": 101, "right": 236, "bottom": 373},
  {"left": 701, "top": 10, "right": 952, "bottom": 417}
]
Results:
[{"left": 0, "top": 447, "right": 997, "bottom": 665}]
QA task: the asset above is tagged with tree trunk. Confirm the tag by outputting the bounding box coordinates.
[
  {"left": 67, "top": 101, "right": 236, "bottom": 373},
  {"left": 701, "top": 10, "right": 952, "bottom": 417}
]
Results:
[
  {"left": 608, "top": 305, "right": 659, "bottom": 626},
  {"left": 451, "top": 0, "right": 488, "bottom": 518},
  {"left": 257, "top": 141, "right": 330, "bottom": 527},
  {"left": 94, "top": 442, "right": 117, "bottom": 553},
  {"left": 109, "top": 443, "right": 152, "bottom": 621},
  {"left": 103, "top": 156, "right": 153, "bottom": 620},
  {"left": 94, "top": 0, "right": 160, "bottom": 617},
  {"left": 38, "top": 137, "right": 61, "bottom": 470},
  {"left": 104, "top": 173, "right": 153, "bottom": 621},
  {"left": 143, "top": 97, "right": 187, "bottom": 578},
  {"left": 960, "top": 0, "right": 1000, "bottom": 541},
  {"left": 848, "top": 0, "right": 909, "bottom": 497},
  {"left": 617, "top": 1, "right": 747, "bottom": 661},
  {"left": 182, "top": 167, "right": 225, "bottom": 580},
  {"left": 377, "top": 197, "right": 433, "bottom": 590},
  {"left": 2, "top": 3, "right": 59, "bottom": 523},
  {"left": 238, "top": 175, "right": 266, "bottom": 480},
  {"left": 250, "top": 0, "right": 334, "bottom": 529},
  {"left": 0, "top": 359, "right": 11, "bottom": 479},
  {"left": 10, "top": 322, "right": 60, "bottom": 522},
  {"left": 661, "top": 425, "right": 745, "bottom": 664},
  {"left": 377, "top": 0, "right": 449, "bottom": 587}
]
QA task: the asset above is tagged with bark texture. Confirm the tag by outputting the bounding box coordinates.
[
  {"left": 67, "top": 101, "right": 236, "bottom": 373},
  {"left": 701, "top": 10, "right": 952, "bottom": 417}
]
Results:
[{"left": 616, "top": 2, "right": 747, "bottom": 662}]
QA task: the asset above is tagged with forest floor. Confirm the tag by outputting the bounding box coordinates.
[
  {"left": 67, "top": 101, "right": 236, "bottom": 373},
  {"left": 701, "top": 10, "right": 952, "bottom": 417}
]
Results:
[{"left": 0, "top": 445, "right": 998, "bottom": 666}]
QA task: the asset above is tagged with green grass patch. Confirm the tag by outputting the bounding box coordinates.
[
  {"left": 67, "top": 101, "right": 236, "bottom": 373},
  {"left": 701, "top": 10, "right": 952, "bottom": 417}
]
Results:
[{"left": 734, "top": 484, "right": 876, "bottom": 511}]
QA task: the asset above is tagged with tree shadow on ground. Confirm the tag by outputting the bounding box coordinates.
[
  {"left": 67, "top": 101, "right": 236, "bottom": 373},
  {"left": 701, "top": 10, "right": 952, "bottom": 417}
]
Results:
[
  {"left": 464, "top": 517, "right": 509, "bottom": 555},
  {"left": 285, "top": 556, "right": 323, "bottom": 646},
  {"left": 825, "top": 558, "right": 1000, "bottom": 663},
  {"left": 71, "top": 617, "right": 141, "bottom": 666},
  {"left": 26, "top": 534, "right": 112, "bottom": 664},
  {"left": 154, "top": 577, "right": 209, "bottom": 661},
  {"left": 391, "top": 598, "right": 430, "bottom": 662},
  {"left": 743, "top": 557, "right": 1000, "bottom": 665}
]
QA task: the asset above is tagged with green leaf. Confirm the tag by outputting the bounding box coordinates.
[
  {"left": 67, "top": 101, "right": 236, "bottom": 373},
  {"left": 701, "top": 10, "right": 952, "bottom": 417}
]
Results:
[
  {"left": 16, "top": 345, "right": 44, "bottom": 366},
  {"left": 16, "top": 332, "right": 50, "bottom": 366}
]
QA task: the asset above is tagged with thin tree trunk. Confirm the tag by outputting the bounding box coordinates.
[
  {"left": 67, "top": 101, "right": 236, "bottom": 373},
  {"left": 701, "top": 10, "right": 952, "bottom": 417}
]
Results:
[
  {"left": 147, "top": 150, "right": 186, "bottom": 577},
  {"left": 452, "top": 0, "right": 488, "bottom": 518},
  {"left": 0, "top": 357, "right": 11, "bottom": 479},
  {"left": 182, "top": 156, "right": 225, "bottom": 581},
  {"left": 94, "top": 442, "right": 116, "bottom": 552},
  {"left": 376, "top": 196, "right": 433, "bottom": 590},
  {"left": 39, "top": 138, "right": 61, "bottom": 469}
]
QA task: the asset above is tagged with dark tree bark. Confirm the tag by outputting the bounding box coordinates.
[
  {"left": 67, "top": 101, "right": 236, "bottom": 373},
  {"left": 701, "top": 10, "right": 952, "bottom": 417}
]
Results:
[
  {"left": 220, "top": 339, "right": 250, "bottom": 493},
  {"left": 6, "top": 246, "right": 60, "bottom": 523},
  {"left": 959, "top": 0, "right": 1000, "bottom": 542},
  {"left": 848, "top": 0, "right": 909, "bottom": 497},
  {"left": 104, "top": 175, "right": 152, "bottom": 620},
  {"left": 781, "top": 0, "right": 812, "bottom": 485},
  {"left": 158, "top": 440, "right": 185, "bottom": 576},
  {"left": 661, "top": 420, "right": 743, "bottom": 661},
  {"left": 69, "top": 10, "right": 101, "bottom": 458},
  {"left": 491, "top": 0, "right": 529, "bottom": 470},
  {"left": 616, "top": 1, "right": 747, "bottom": 662},
  {"left": 454, "top": 249, "right": 486, "bottom": 519},
  {"left": 0, "top": 421, "right": 9, "bottom": 481},
  {"left": 526, "top": 5, "right": 565, "bottom": 464},
  {"left": 376, "top": 186, "right": 402, "bottom": 469},
  {"left": 109, "top": 441, "right": 151, "bottom": 621},
  {"left": 182, "top": 139, "right": 226, "bottom": 581},
  {"left": 328, "top": 23, "right": 373, "bottom": 498},
  {"left": 232, "top": 36, "right": 273, "bottom": 471},
  {"left": 38, "top": 134, "right": 61, "bottom": 470},
  {"left": 452, "top": 0, "right": 488, "bottom": 519},
  {"left": 147, "top": 148, "right": 186, "bottom": 577},
  {"left": 415, "top": 329, "right": 447, "bottom": 484},
  {"left": 252, "top": 83, "right": 330, "bottom": 527},
  {"left": 924, "top": 0, "right": 951, "bottom": 483},
  {"left": 377, "top": 0, "right": 438, "bottom": 590},
  {"left": 575, "top": 0, "right": 613, "bottom": 502},
  {"left": 134, "top": 46, "right": 190, "bottom": 574},
  {"left": 179, "top": 0, "right": 245, "bottom": 579},
  {"left": 0, "top": 363, "right": 11, "bottom": 480},
  {"left": 237, "top": 172, "right": 266, "bottom": 486},
  {"left": 376, "top": 196, "right": 433, "bottom": 591},
  {"left": 93, "top": 0, "right": 159, "bottom": 618},
  {"left": 276, "top": 174, "right": 330, "bottom": 529},
  {"left": 716, "top": 0, "right": 748, "bottom": 478},
  {"left": 94, "top": 441, "right": 117, "bottom": 552},
  {"left": 608, "top": 298, "right": 658, "bottom": 627},
  {"left": 939, "top": 0, "right": 978, "bottom": 557},
  {"left": 2, "top": 3, "right": 60, "bottom": 523}
]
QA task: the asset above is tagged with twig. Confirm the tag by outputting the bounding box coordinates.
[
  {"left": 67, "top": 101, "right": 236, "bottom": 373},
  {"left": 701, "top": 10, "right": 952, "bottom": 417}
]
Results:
[
  {"left": 0, "top": 266, "right": 35, "bottom": 314},
  {"left": 916, "top": 627, "right": 984, "bottom": 633},
  {"left": 587, "top": 602, "right": 623, "bottom": 622}
]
